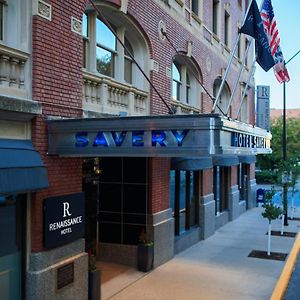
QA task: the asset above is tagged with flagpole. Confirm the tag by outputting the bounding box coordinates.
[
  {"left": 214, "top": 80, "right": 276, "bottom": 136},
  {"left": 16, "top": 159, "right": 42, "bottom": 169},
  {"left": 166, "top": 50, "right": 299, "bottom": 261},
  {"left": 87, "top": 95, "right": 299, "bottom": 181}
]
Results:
[
  {"left": 211, "top": 0, "right": 254, "bottom": 113},
  {"left": 225, "top": 38, "right": 252, "bottom": 115}
]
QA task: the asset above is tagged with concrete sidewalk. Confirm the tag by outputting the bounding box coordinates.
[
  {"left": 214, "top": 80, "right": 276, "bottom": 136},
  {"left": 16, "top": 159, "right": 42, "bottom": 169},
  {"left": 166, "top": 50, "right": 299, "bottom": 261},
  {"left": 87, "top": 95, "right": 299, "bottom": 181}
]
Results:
[{"left": 105, "top": 207, "right": 300, "bottom": 300}]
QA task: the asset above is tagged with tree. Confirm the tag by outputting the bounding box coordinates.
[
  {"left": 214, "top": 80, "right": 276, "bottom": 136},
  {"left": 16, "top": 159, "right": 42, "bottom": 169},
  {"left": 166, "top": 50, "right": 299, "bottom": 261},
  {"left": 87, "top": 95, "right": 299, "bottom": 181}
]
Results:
[
  {"left": 257, "top": 117, "right": 300, "bottom": 171},
  {"left": 261, "top": 190, "right": 283, "bottom": 256}
]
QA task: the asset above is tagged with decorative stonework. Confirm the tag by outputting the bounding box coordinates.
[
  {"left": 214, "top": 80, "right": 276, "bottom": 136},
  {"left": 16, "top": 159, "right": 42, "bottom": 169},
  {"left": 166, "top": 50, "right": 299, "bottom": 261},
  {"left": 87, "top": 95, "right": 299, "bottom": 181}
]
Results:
[
  {"left": 206, "top": 56, "right": 212, "bottom": 73},
  {"left": 166, "top": 67, "right": 172, "bottom": 78},
  {"left": 71, "top": 17, "right": 82, "bottom": 35},
  {"left": 151, "top": 60, "right": 159, "bottom": 72},
  {"left": 37, "top": 0, "right": 52, "bottom": 21},
  {"left": 158, "top": 20, "right": 166, "bottom": 42}
]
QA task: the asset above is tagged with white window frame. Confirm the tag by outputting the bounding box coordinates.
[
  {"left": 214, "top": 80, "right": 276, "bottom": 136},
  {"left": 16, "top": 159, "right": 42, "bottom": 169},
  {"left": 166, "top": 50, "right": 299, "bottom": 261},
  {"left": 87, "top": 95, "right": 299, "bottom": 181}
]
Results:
[{"left": 172, "top": 57, "right": 202, "bottom": 109}]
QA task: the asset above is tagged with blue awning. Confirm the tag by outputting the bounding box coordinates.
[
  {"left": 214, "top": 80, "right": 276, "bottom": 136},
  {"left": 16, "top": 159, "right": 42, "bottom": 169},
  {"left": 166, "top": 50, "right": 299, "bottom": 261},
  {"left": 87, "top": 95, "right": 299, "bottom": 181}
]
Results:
[
  {"left": 213, "top": 155, "right": 239, "bottom": 166},
  {"left": 171, "top": 157, "right": 213, "bottom": 170},
  {"left": 239, "top": 155, "right": 256, "bottom": 164},
  {"left": 0, "top": 139, "right": 49, "bottom": 195}
]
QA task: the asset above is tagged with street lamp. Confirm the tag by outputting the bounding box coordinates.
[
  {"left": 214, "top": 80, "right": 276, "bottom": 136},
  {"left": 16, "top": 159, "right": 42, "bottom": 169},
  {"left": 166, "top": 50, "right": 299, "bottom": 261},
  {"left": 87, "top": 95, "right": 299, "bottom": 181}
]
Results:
[{"left": 282, "top": 49, "right": 300, "bottom": 226}]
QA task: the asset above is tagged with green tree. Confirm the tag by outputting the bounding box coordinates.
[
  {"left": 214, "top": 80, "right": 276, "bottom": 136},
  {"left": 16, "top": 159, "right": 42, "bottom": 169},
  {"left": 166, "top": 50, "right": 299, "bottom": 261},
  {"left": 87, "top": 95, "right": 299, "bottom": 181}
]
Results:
[{"left": 257, "top": 117, "right": 300, "bottom": 171}]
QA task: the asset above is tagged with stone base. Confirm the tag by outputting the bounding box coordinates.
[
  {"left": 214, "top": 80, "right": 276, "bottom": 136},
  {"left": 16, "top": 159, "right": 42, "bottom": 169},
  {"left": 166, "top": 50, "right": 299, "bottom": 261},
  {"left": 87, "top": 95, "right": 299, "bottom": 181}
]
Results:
[
  {"left": 215, "top": 211, "right": 229, "bottom": 230},
  {"left": 26, "top": 239, "right": 88, "bottom": 300},
  {"left": 229, "top": 185, "right": 240, "bottom": 221},
  {"left": 174, "top": 227, "right": 200, "bottom": 254},
  {"left": 239, "top": 200, "right": 247, "bottom": 215},
  {"left": 248, "top": 179, "right": 257, "bottom": 209},
  {"left": 199, "top": 193, "right": 215, "bottom": 239},
  {"left": 149, "top": 209, "right": 174, "bottom": 268}
]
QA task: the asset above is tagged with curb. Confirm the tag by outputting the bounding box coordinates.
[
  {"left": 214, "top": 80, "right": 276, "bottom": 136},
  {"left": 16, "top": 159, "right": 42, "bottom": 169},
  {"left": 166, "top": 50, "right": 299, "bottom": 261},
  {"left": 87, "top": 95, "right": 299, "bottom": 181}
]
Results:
[{"left": 270, "top": 232, "right": 300, "bottom": 300}]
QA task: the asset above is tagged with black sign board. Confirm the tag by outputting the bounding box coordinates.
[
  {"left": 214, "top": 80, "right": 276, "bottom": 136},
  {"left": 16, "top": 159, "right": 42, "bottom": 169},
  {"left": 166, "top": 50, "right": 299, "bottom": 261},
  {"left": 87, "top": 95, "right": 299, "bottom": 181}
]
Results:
[
  {"left": 44, "top": 192, "right": 85, "bottom": 249},
  {"left": 57, "top": 262, "right": 74, "bottom": 290}
]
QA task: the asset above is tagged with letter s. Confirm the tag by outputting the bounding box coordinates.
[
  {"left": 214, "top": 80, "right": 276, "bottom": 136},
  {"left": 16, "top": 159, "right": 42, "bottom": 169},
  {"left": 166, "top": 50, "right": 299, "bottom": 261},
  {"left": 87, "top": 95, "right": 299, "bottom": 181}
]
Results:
[{"left": 75, "top": 132, "right": 88, "bottom": 147}]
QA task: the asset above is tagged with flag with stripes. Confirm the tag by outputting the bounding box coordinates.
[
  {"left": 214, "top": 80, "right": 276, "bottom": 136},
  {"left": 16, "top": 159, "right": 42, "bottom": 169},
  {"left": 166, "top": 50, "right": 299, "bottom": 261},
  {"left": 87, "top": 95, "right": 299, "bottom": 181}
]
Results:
[{"left": 261, "top": 0, "right": 290, "bottom": 83}]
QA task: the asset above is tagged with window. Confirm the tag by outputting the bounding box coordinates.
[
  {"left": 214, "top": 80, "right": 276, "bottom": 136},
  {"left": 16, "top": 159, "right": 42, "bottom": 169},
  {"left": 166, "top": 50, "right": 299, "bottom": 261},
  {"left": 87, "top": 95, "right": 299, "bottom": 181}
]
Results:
[
  {"left": 124, "top": 38, "right": 134, "bottom": 84},
  {"left": 82, "top": 13, "right": 88, "bottom": 68},
  {"left": 0, "top": 2, "right": 4, "bottom": 40},
  {"left": 213, "top": 166, "right": 229, "bottom": 215},
  {"left": 245, "top": 38, "right": 250, "bottom": 66},
  {"left": 192, "top": 0, "right": 199, "bottom": 15},
  {"left": 172, "top": 62, "right": 181, "bottom": 101},
  {"left": 82, "top": 10, "right": 148, "bottom": 89},
  {"left": 237, "top": 34, "right": 241, "bottom": 60},
  {"left": 213, "top": 78, "right": 231, "bottom": 115},
  {"left": 172, "top": 55, "right": 202, "bottom": 108},
  {"left": 224, "top": 10, "right": 230, "bottom": 47},
  {"left": 212, "top": 0, "right": 219, "bottom": 35},
  {"left": 96, "top": 19, "right": 116, "bottom": 77},
  {"left": 240, "top": 87, "right": 249, "bottom": 122},
  {"left": 170, "top": 170, "right": 200, "bottom": 236},
  {"left": 238, "top": 163, "right": 249, "bottom": 201},
  {"left": 186, "top": 73, "right": 191, "bottom": 104}
]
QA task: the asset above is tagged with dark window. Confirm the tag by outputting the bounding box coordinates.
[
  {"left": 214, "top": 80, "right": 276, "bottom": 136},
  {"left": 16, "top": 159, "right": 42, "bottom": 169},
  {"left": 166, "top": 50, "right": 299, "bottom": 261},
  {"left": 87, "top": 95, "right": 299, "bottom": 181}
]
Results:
[
  {"left": 170, "top": 170, "right": 200, "bottom": 236},
  {"left": 0, "top": 2, "right": 4, "bottom": 41},
  {"left": 213, "top": 0, "right": 219, "bottom": 35},
  {"left": 224, "top": 11, "right": 230, "bottom": 46},
  {"left": 192, "top": 0, "right": 199, "bottom": 15},
  {"left": 213, "top": 166, "right": 229, "bottom": 214},
  {"left": 238, "top": 163, "right": 249, "bottom": 201}
]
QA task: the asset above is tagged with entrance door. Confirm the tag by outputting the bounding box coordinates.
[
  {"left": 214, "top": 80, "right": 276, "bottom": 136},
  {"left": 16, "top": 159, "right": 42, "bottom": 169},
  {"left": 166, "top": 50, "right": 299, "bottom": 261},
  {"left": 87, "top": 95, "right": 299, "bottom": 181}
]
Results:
[{"left": 0, "top": 195, "right": 25, "bottom": 300}]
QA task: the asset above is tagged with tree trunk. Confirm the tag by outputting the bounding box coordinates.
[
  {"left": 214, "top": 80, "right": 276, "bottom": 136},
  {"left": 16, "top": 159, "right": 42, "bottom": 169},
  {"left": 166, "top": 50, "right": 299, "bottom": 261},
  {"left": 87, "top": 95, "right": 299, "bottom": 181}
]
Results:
[{"left": 267, "top": 221, "right": 271, "bottom": 256}]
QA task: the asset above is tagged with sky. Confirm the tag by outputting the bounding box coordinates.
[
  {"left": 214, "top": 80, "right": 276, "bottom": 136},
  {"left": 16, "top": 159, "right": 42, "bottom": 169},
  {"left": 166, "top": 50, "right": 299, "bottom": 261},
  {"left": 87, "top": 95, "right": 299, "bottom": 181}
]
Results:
[{"left": 255, "top": 0, "right": 300, "bottom": 109}]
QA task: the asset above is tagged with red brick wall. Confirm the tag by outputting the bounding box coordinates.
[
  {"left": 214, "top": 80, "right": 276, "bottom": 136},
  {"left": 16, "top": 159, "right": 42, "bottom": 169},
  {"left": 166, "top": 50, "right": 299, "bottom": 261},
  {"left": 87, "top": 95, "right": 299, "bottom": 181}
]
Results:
[
  {"left": 202, "top": 168, "right": 213, "bottom": 195},
  {"left": 250, "top": 163, "right": 255, "bottom": 179},
  {"left": 126, "top": 0, "right": 255, "bottom": 115},
  {"left": 31, "top": 0, "right": 87, "bottom": 252},
  {"left": 231, "top": 165, "right": 238, "bottom": 185},
  {"left": 149, "top": 158, "right": 171, "bottom": 214}
]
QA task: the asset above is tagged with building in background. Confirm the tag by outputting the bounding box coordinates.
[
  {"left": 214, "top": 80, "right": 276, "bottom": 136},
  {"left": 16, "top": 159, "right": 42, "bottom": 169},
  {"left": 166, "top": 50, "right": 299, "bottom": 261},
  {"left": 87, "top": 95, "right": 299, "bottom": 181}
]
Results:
[
  {"left": 256, "top": 85, "right": 270, "bottom": 131},
  {"left": 270, "top": 108, "right": 300, "bottom": 120},
  {"left": 0, "top": 0, "right": 271, "bottom": 298}
]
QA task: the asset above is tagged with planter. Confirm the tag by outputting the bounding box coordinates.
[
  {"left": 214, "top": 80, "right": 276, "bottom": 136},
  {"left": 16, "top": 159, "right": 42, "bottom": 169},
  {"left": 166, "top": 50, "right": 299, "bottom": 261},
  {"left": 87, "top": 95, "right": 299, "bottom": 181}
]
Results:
[
  {"left": 137, "top": 243, "right": 154, "bottom": 272},
  {"left": 88, "top": 269, "right": 101, "bottom": 300}
]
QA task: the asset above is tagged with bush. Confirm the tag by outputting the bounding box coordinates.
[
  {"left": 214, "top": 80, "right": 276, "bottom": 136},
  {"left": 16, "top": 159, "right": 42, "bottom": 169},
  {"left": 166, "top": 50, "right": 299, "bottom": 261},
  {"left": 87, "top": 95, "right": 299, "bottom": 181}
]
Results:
[{"left": 255, "top": 170, "right": 278, "bottom": 184}]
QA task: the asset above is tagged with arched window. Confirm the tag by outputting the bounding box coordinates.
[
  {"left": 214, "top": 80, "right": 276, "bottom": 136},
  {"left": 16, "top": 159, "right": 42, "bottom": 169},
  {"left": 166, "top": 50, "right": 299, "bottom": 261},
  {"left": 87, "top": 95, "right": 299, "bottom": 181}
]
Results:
[
  {"left": 82, "top": 11, "right": 148, "bottom": 90},
  {"left": 172, "top": 62, "right": 181, "bottom": 101},
  {"left": 96, "top": 19, "right": 116, "bottom": 77},
  {"left": 124, "top": 38, "right": 134, "bottom": 84},
  {"left": 213, "top": 78, "right": 231, "bottom": 115},
  {"left": 172, "top": 55, "right": 202, "bottom": 109}
]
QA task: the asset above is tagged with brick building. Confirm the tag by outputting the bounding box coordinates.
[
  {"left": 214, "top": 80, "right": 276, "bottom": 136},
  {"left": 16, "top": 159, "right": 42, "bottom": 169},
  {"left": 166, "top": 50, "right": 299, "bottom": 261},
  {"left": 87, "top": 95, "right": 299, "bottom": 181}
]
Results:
[{"left": 0, "top": 0, "right": 271, "bottom": 299}]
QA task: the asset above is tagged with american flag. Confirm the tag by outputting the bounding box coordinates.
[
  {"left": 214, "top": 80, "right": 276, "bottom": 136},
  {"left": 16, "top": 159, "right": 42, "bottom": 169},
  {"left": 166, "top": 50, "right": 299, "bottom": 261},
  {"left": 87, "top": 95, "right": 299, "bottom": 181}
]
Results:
[{"left": 261, "top": 0, "right": 290, "bottom": 83}]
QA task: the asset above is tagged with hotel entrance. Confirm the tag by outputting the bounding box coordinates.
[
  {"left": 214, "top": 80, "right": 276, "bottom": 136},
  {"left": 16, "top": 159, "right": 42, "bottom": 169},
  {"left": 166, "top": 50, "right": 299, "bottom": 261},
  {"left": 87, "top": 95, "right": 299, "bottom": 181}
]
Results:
[{"left": 83, "top": 157, "right": 149, "bottom": 261}]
